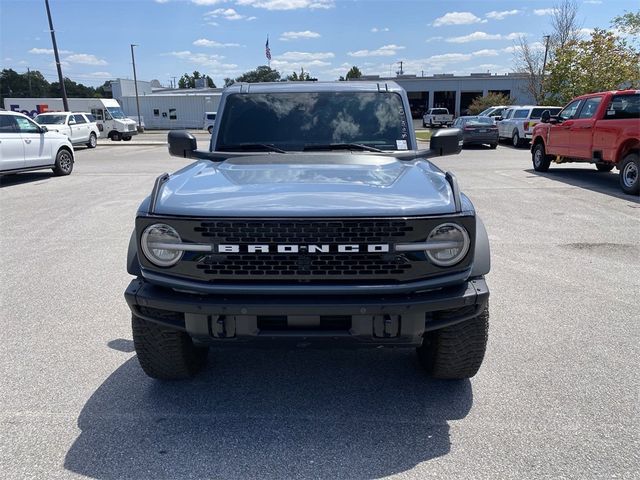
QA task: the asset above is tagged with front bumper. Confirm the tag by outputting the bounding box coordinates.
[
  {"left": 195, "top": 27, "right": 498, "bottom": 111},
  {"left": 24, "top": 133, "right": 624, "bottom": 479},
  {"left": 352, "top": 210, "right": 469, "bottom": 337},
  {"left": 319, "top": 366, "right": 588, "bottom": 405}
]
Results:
[{"left": 124, "top": 277, "right": 489, "bottom": 347}]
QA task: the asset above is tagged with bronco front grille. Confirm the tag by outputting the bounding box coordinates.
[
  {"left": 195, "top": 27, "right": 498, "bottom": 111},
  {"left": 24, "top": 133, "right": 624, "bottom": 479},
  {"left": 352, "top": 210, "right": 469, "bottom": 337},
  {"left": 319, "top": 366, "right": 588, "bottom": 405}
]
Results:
[
  {"left": 194, "top": 220, "right": 414, "bottom": 243},
  {"left": 136, "top": 216, "right": 476, "bottom": 284}
]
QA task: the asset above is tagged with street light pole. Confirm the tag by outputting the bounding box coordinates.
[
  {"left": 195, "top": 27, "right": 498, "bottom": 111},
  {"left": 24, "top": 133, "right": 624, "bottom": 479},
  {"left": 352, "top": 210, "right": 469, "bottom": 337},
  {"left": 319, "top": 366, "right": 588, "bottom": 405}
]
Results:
[
  {"left": 44, "top": 0, "right": 68, "bottom": 111},
  {"left": 130, "top": 44, "right": 142, "bottom": 132},
  {"left": 540, "top": 35, "right": 551, "bottom": 101}
]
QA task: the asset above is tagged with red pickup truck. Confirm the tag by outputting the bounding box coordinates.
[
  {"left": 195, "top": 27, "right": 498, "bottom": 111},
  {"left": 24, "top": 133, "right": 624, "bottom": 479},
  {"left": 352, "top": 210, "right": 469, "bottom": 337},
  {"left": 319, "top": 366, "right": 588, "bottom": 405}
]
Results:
[{"left": 530, "top": 90, "right": 640, "bottom": 195}]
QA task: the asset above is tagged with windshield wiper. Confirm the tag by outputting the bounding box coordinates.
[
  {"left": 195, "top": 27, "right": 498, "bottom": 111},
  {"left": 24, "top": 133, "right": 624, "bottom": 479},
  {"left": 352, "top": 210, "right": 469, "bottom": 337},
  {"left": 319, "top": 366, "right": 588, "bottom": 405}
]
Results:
[
  {"left": 302, "top": 143, "right": 384, "bottom": 153},
  {"left": 218, "top": 143, "right": 287, "bottom": 153}
]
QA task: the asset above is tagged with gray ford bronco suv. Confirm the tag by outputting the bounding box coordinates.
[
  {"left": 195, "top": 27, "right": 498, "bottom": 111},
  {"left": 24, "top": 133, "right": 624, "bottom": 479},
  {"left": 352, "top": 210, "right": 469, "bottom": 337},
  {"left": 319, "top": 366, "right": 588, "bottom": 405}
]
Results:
[{"left": 125, "top": 81, "right": 490, "bottom": 380}]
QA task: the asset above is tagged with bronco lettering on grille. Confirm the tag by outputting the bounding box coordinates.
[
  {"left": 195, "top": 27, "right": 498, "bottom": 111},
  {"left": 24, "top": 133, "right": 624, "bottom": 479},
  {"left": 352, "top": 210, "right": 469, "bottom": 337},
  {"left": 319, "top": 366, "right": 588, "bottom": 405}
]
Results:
[{"left": 216, "top": 244, "right": 390, "bottom": 254}]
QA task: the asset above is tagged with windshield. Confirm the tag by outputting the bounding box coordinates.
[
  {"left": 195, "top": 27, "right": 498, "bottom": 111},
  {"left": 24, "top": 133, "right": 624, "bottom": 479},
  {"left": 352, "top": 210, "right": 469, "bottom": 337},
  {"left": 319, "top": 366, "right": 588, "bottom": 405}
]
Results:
[
  {"left": 35, "top": 114, "right": 67, "bottom": 125},
  {"left": 466, "top": 117, "right": 495, "bottom": 125},
  {"left": 106, "top": 107, "right": 126, "bottom": 119},
  {"left": 216, "top": 91, "right": 409, "bottom": 151},
  {"left": 478, "top": 108, "right": 494, "bottom": 116}
]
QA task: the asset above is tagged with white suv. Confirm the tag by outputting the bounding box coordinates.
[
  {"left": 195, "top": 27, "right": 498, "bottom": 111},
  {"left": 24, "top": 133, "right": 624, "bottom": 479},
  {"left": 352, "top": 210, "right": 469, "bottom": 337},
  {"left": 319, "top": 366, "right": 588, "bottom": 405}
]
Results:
[
  {"left": 497, "top": 105, "right": 562, "bottom": 147},
  {"left": 34, "top": 112, "right": 100, "bottom": 148},
  {"left": 204, "top": 111, "right": 217, "bottom": 134},
  {"left": 0, "top": 111, "right": 74, "bottom": 176}
]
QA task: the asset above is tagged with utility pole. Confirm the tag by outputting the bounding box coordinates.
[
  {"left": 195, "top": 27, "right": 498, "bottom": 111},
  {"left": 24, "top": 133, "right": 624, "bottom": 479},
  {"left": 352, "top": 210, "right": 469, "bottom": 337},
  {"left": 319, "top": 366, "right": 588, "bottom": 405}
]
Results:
[
  {"left": 397, "top": 61, "right": 404, "bottom": 76},
  {"left": 130, "top": 44, "right": 142, "bottom": 132},
  {"left": 540, "top": 35, "right": 551, "bottom": 101},
  {"left": 44, "top": 0, "right": 68, "bottom": 110},
  {"left": 172, "top": 76, "right": 177, "bottom": 89}
]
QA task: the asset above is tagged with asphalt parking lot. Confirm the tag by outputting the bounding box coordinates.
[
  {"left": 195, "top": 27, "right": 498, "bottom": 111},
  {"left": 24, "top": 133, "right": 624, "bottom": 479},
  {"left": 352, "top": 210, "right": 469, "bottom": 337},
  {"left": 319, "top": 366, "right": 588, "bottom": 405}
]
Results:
[{"left": 1, "top": 140, "right": 638, "bottom": 479}]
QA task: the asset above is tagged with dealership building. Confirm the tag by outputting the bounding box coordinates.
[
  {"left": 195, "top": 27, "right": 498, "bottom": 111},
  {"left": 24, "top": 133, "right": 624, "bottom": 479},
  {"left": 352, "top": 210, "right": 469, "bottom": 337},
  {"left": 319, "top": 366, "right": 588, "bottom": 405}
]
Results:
[{"left": 111, "top": 72, "right": 535, "bottom": 129}]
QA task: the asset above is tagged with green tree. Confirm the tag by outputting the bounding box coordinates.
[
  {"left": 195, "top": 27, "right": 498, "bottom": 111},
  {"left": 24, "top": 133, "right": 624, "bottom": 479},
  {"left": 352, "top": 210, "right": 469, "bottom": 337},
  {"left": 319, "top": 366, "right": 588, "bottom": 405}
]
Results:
[
  {"left": 467, "top": 93, "right": 515, "bottom": 115},
  {"left": 546, "top": 29, "right": 640, "bottom": 104},
  {"left": 345, "top": 66, "right": 362, "bottom": 80},
  {"left": 223, "top": 77, "right": 235, "bottom": 87},
  {"left": 178, "top": 71, "right": 216, "bottom": 88},
  {"left": 1, "top": 68, "right": 51, "bottom": 104},
  {"left": 234, "top": 66, "right": 281, "bottom": 83},
  {"left": 286, "top": 68, "right": 316, "bottom": 81},
  {"left": 50, "top": 77, "right": 98, "bottom": 97},
  {"left": 611, "top": 10, "right": 640, "bottom": 35}
]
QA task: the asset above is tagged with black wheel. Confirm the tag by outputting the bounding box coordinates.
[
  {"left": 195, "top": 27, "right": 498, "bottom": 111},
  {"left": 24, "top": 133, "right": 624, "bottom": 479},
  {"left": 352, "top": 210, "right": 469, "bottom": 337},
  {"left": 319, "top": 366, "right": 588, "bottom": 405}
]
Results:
[
  {"left": 512, "top": 130, "right": 522, "bottom": 148},
  {"left": 422, "top": 120, "right": 427, "bottom": 128},
  {"left": 429, "top": 121, "right": 434, "bottom": 128},
  {"left": 208, "top": 125, "right": 214, "bottom": 134},
  {"left": 86, "top": 133, "right": 97, "bottom": 148},
  {"left": 619, "top": 153, "right": 639, "bottom": 195},
  {"left": 123, "top": 135, "right": 132, "bottom": 141},
  {"left": 417, "top": 305, "right": 489, "bottom": 380},
  {"left": 52, "top": 148, "right": 73, "bottom": 176},
  {"left": 111, "top": 131, "right": 121, "bottom": 141},
  {"left": 490, "top": 143, "right": 497, "bottom": 149},
  {"left": 595, "top": 163, "right": 614, "bottom": 172},
  {"left": 532, "top": 142, "right": 552, "bottom": 172},
  {"left": 132, "top": 314, "right": 209, "bottom": 380}
]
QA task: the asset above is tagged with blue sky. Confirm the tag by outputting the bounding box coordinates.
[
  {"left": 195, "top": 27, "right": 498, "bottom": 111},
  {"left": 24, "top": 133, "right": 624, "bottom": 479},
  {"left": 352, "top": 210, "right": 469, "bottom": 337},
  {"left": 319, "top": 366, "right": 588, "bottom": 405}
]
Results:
[{"left": 0, "top": 0, "right": 634, "bottom": 87}]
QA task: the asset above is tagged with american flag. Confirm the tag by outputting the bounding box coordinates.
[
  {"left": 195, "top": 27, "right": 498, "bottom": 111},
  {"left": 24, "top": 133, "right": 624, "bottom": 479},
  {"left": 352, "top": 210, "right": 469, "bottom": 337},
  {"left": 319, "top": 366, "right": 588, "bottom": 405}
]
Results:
[{"left": 265, "top": 37, "right": 271, "bottom": 61}]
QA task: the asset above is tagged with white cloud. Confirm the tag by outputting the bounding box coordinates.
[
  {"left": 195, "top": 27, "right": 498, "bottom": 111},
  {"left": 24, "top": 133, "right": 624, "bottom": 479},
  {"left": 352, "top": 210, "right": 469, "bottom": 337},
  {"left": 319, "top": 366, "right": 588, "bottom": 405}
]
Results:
[
  {"left": 472, "top": 49, "right": 500, "bottom": 57},
  {"left": 485, "top": 9, "right": 520, "bottom": 21},
  {"left": 278, "top": 51, "right": 334, "bottom": 61},
  {"left": 66, "top": 54, "right": 108, "bottom": 65},
  {"left": 534, "top": 8, "right": 557, "bottom": 16},
  {"left": 155, "top": 0, "right": 171, "bottom": 3},
  {"left": 86, "top": 71, "right": 112, "bottom": 78},
  {"left": 579, "top": 27, "right": 594, "bottom": 38},
  {"left": 432, "top": 12, "right": 486, "bottom": 26},
  {"left": 236, "top": 0, "right": 334, "bottom": 10},
  {"left": 584, "top": 0, "right": 602, "bottom": 4},
  {"left": 425, "top": 36, "right": 443, "bottom": 43},
  {"left": 446, "top": 31, "right": 522, "bottom": 43},
  {"left": 192, "top": 0, "right": 226, "bottom": 5},
  {"left": 29, "top": 47, "right": 72, "bottom": 55},
  {"left": 371, "top": 27, "right": 389, "bottom": 33},
  {"left": 164, "top": 50, "right": 239, "bottom": 76},
  {"left": 347, "top": 44, "right": 405, "bottom": 57},
  {"left": 193, "top": 38, "right": 241, "bottom": 47},
  {"left": 280, "top": 30, "right": 321, "bottom": 41},
  {"left": 206, "top": 8, "right": 245, "bottom": 20}
]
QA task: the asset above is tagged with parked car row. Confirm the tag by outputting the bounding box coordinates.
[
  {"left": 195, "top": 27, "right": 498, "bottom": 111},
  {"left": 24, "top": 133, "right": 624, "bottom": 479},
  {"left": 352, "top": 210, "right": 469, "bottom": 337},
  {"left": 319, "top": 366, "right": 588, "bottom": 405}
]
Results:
[{"left": 0, "top": 110, "right": 84, "bottom": 177}]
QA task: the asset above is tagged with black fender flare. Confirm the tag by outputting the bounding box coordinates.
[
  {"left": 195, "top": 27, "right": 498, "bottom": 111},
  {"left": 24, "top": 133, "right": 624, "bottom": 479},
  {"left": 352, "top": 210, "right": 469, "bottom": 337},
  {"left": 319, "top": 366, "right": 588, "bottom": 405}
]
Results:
[
  {"left": 126, "top": 229, "right": 141, "bottom": 276},
  {"left": 471, "top": 216, "right": 491, "bottom": 277}
]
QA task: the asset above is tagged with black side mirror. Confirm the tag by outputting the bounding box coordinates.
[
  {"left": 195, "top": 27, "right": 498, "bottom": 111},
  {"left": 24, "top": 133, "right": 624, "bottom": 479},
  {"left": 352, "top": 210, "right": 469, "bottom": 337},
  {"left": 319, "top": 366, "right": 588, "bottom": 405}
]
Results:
[
  {"left": 550, "top": 116, "right": 560, "bottom": 125},
  {"left": 39, "top": 126, "right": 48, "bottom": 133},
  {"left": 494, "top": 116, "right": 503, "bottom": 122},
  {"left": 168, "top": 130, "right": 198, "bottom": 158},
  {"left": 429, "top": 128, "right": 462, "bottom": 157},
  {"left": 540, "top": 110, "right": 551, "bottom": 123}
]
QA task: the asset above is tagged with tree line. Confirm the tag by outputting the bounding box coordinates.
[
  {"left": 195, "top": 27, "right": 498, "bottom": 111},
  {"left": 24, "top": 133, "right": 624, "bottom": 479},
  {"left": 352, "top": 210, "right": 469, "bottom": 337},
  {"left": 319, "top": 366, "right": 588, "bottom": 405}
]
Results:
[{"left": 0, "top": 69, "right": 111, "bottom": 105}]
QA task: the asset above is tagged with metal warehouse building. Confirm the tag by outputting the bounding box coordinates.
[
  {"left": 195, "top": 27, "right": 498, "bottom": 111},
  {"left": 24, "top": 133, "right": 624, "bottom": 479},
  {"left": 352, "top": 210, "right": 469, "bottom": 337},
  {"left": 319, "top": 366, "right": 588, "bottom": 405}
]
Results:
[
  {"left": 369, "top": 72, "right": 535, "bottom": 118},
  {"left": 111, "top": 72, "right": 534, "bottom": 128},
  {"left": 112, "top": 79, "right": 222, "bottom": 129}
]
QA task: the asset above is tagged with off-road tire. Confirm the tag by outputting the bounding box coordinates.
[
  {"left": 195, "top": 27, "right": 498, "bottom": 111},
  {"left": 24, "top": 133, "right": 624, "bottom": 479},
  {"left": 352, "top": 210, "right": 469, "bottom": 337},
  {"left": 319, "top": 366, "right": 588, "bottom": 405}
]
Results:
[
  {"left": 86, "top": 133, "right": 97, "bottom": 148},
  {"left": 595, "top": 163, "right": 614, "bottom": 172},
  {"left": 132, "top": 314, "right": 209, "bottom": 380},
  {"left": 52, "top": 148, "right": 73, "bottom": 176},
  {"left": 123, "top": 135, "right": 132, "bottom": 141},
  {"left": 111, "top": 131, "right": 121, "bottom": 141},
  {"left": 532, "top": 142, "right": 552, "bottom": 172},
  {"left": 619, "top": 153, "right": 639, "bottom": 195},
  {"left": 417, "top": 305, "right": 489, "bottom": 380},
  {"left": 490, "top": 143, "right": 498, "bottom": 149}
]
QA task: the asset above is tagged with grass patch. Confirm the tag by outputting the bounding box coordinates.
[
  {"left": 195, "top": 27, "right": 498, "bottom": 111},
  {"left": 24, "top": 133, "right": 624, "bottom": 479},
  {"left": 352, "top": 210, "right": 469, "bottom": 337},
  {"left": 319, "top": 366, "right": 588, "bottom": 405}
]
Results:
[{"left": 415, "top": 131, "right": 432, "bottom": 142}]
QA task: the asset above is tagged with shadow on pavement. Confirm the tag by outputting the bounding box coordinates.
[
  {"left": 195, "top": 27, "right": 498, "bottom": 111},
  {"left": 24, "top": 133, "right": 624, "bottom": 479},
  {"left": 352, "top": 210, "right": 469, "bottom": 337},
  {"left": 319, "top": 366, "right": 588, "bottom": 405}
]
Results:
[
  {"left": 65, "top": 348, "right": 473, "bottom": 479},
  {"left": 0, "top": 171, "right": 55, "bottom": 187},
  {"left": 526, "top": 168, "right": 639, "bottom": 201}
]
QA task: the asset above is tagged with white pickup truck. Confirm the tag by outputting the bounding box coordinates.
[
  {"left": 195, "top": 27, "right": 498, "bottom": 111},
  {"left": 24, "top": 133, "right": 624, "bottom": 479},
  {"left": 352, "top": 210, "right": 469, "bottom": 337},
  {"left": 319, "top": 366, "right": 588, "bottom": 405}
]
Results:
[
  {"left": 34, "top": 112, "right": 100, "bottom": 148},
  {"left": 422, "top": 108, "right": 454, "bottom": 128}
]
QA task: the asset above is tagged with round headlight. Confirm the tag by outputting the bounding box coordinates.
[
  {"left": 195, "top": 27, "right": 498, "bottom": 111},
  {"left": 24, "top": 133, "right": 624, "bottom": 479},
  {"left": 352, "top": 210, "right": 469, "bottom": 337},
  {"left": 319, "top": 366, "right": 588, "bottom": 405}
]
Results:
[
  {"left": 425, "top": 223, "right": 470, "bottom": 267},
  {"left": 141, "top": 223, "right": 183, "bottom": 267}
]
